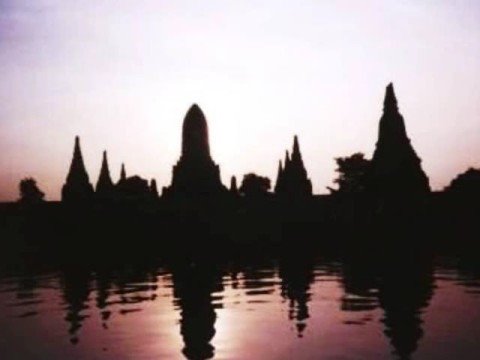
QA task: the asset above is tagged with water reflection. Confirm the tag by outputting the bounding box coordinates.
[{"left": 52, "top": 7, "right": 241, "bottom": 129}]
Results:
[
  {"left": 60, "top": 268, "right": 92, "bottom": 344},
  {"left": 0, "top": 255, "right": 480, "bottom": 359},
  {"left": 340, "top": 256, "right": 435, "bottom": 359},
  {"left": 279, "top": 254, "right": 315, "bottom": 337},
  {"left": 340, "top": 261, "right": 378, "bottom": 324},
  {"left": 378, "top": 262, "right": 434, "bottom": 360},
  {"left": 12, "top": 272, "right": 43, "bottom": 319},
  {"left": 171, "top": 262, "right": 223, "bottom": 360}
]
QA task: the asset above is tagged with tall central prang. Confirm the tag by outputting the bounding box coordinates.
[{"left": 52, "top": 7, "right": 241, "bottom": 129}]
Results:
[
  {"left": 165, "top": 104, "right": 226, "bottom": 197},
  {"left": 181, "top": 104, "right": 211, "bottom": 162}
]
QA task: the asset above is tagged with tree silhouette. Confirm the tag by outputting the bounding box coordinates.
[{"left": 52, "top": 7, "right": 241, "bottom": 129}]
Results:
[
  {"left": 18, "top": 178, "right": 45, "bottom": 204},
  {"left": 239, "top": 173, "right": 271, "bottom": 197},
  {"left": 445, "top": 167, "right": 480, "bottom": 197},
  {"left": 329, "top": 153, "right": 371, "bottom": 194}
]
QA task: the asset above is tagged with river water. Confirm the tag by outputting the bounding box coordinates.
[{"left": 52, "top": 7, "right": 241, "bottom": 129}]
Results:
[{"left": 0, "top": 256, "right": 479, "bottom": 359}]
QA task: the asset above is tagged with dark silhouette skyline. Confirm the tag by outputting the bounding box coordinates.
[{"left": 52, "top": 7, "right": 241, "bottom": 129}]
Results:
[
  {"left": 3, "top": 83, "right": 478, "bottom": 265},
  {"left": 52, "top": 83, "right": 453, "bottom": 207},
  {"left": 14, "top": 83, "right": 476, "bottom": 207},
  {"left": 1, "top": 2, "right": 479, "bottom": 358}
]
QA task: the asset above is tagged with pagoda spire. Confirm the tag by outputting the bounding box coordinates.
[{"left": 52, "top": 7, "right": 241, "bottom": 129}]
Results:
[
  {"left": 62, "top": 136, "right": 94, "bottom": 203},
  {"left": 275, "top": 136, "right": 312, "bottom": 197},
  {"left": 68, "top": 136, "right": 89, "bottom": 182},
  {"left": 277, "top": 160, "right": 284, "bottom": 178},
  {"left": 120, "top": 163, "right": 126, "bottom": 182},
  {"left": 383, "top": 82, "right": 398, "bottom": 114},
  {"left": 376, "top": 83, "right": 409, "bottom": 146},
  {"left": 291, "top": 135, "right": 303, "bottom": 163},
  {"left": 284, "top": 150, "right": 291, "bottom": 167},
  {"left": 368, "top": 83, "right": 430, "bottom": 199},
  {"left": 150, "top": 179, "right": 159, "bottom": 198},
  {"left": 293, "top": 135, "right": 300, "bottom": 155},
  {"left": 274, "top": 160, "right": 284, "bottom": 194},
  {"left": 96, "top": 150, "right": 114, "bottom": 196},
  {"left": 230, "top": 176, "right": 238, "bottom": 194}
]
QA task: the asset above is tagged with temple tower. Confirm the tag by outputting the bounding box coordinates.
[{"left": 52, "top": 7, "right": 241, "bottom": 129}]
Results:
[
  {"left": 62, "top": 136, "right": 94, "bottom": 203},
  {"left": 367, "top": 83, "right": 430, "bottom": 199},
  {"left": 119, "top": 163, "right": 126, "bottom": 183},
  {"left": 95, "top": 150, "right": 115, "bottom": 198},
  {"left": 181, "top": 104, "right": 211, "bottom": 162},
  {"left": 165, "top": 104, "right": 226, "bottom": 197},
  {"left": 275, "top": 136, "right": 312, "bottom": 198},
  {"left": 150, "top": 179, "right": 159, "bottom": 198},
  {"left": 230, "top": 176, "right": 238, "bottom": 195},
  {"left": 274, "top": 160, "right": 284, "bottom": 194}
]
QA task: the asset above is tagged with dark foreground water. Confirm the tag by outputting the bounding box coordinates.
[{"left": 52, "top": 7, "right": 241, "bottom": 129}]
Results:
[{"left": 1, "top": 255, "right": 480, "bottom": 360}]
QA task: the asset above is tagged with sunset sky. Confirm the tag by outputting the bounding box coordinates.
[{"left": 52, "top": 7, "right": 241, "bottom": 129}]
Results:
[{"left": 1, "top": 0, "right": 479, "bottom": 201}]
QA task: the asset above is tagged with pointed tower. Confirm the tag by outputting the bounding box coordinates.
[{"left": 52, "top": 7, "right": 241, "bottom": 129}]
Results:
[
  {"left": 230, "top": 176, "right": 238, "bottom": 195},
  {"left": 181, "top": 104, "right": 211, "bottom": 162},
  {"left": 276, "top": 136, "right": 312, "bottom": 197},
  {"left": 284, "top": 150, "right": 291, "bottom": 172},
  {"left": 165, "top": 104, "right": 226, "bottom": 197},
  {"left": 95, "top": 151, "right": 115, "bottom": 198},
  {"left": 62, "top": 136, "right": 94, "bottom": 203},
  {"left": 368, "top": 83, "right": 430, "bottom": 198},
  {"left": 291, "top": 136, "right": 301, "bottom": 162},
  {"left": 150, "top": 179, "right": 159, "bottom": 198},
  {"left": 119, "top": 163, "right": 126, "bottom": 183},
  {"left": 288, "top": 135, "right": 313, "bottom": 197},
  {"left": 281, "top": 150, "right": 291, "bottom": 195},
  {"left": 274, "top": 160, "right": 284, "bottom": 194}
]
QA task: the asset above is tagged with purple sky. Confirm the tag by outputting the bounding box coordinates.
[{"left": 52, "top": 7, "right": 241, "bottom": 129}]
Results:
[{"left": 1, "top": 0, "right": 480, "bottom": 200}]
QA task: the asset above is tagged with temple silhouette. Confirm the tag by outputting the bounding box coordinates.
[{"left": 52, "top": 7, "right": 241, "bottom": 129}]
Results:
[
  {"left": 62, "top": 136, "right": 94, "bottom": 203},
  {"left": 10, "top": 82, "right": 478, "bottom": 255},
  {"left": 59, "top": 83, "right": 434, "bottom": 210},
  {"left": 95, "top": 151, "right": 115, "bottom": 201},
  {"left": 367, "top": 83, "right": 430, "bottom": 200},
  {"left": 274, "top": 136, "right": 313, "bottom": 198},
  {"left": 163, "top": 104, "right": 227, "bottom": 199},
  {"left": 172, "top": 263, "right": 222, "bottom": 360},
  {"left": 3, "top": 76, "right": 480, "bottom": 360}
]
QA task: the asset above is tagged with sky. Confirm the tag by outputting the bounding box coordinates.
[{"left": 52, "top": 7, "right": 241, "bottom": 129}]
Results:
[{"left": 0, "top": 0, "right": 479, "bottom": 201}]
